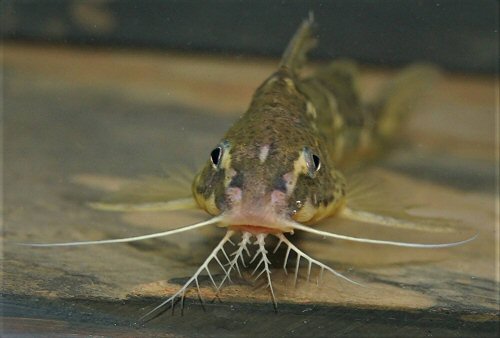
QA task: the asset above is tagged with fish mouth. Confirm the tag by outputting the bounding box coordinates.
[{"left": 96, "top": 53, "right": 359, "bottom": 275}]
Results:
[
  {"left": 223, "top": 210, "right": 294, "bottom": 234},
  {"left": 222, "top": 185, "right": 294, "bottom": 234},
  {"left": 229, "top": 224, "right": 284, "bottom": 234}
]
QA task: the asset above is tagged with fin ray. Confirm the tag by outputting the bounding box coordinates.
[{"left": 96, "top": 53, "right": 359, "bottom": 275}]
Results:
[
  {"left": 279, "top": 13, "right": 317, "bottom": 74},
  {"left": 89, "top": 197, "right": 197, "bottom": 212},
  {"left": 91, "top": 167, "right": 196, "bottom": 212},
  {"left": 339, "top": 207, "right": 464, "bottom": 234}
]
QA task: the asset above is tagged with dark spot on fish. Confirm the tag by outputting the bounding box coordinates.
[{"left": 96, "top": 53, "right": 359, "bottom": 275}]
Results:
[
  {"left": 229, "top": 172, "right": 244, "bottom": 188},
  {"left": 215, "top": 188, "right": 227, "bottom": 210},
  {"left": 196, "top": 167, "right": 225, "bottom": 199},
  {"left": 321, "top": 194, "right": 334, "bottom": 207}
]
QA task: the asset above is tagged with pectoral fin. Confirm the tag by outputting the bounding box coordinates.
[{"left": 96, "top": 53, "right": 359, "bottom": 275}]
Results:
[
  {"left": 89, "top": 197, "right": 198, "bottom": 212},
  {"left": 88, "top": 167, "right": 198, "bottom": 212},
  {"left": 339, "top": 207, "right": 466, "bottom": 234}
]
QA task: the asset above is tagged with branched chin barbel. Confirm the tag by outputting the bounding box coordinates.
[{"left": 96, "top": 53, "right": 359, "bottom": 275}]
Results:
[{"left": 20, "top": 211, "right": 476, "bottom": 321}]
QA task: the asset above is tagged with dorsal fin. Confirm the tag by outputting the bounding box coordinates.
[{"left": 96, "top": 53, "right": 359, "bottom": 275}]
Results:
[{"left": 279, "top": 13, "right": 317, "bottom": 75}]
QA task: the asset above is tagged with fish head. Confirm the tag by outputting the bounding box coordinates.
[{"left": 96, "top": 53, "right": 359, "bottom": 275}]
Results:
[{"left": 192, "top": 78, "right": 346, "bottom": 233}]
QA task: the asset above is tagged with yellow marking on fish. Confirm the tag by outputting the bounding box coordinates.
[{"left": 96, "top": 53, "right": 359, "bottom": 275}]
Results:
[
  {"left": 306, "top": 100, "right": 317, "bottom": 119},
  {"left": 284, "top": 77, "right": 298, "bottom": 93},
  {"left": 283, "top": 149, "right": 311, "bottom": 196},
  {"left": 314, "top": 81, "right": 340, "bottom": 124},
  {"left": 261, "top": 75, "right": 279, "bottom": 90},
  {"left": 293, "top": 197, "right": 345, "bottom": 223},
  {"left": 193, "top": 189, "right": 218, "bottom": 215}
]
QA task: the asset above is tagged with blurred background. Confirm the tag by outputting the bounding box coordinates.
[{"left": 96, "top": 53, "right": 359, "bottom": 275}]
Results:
[{"left": 2, "top": 0, "right": 498, "bottom": 73}]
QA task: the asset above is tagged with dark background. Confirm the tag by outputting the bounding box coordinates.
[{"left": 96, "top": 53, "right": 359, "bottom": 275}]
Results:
[{"left": 2, "top": 0, "right": 498, "bottom": 73}]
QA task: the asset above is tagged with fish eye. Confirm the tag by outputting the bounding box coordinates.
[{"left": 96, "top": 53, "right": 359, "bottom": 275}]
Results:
[
  {"left": 210, "top": 140, "right": 230, "bottom": 169},
  {"left": 303, "top": 147, "right": 321, "bottom": 177},
  {"left": 312, "top": 154, "right": 321, "bottom": 172},
  {"left": 210, "top": 147, "right": 223, "bottom": 168}
]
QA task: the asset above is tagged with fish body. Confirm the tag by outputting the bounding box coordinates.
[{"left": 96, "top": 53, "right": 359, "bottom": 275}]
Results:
[{"left": 193, "top": 17, "right": 433, "bottom": 231}]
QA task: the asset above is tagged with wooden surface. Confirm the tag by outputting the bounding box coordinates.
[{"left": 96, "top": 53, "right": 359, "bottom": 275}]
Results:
[{"left": 2, "top": 43, "right": 499, "bottom": 337}]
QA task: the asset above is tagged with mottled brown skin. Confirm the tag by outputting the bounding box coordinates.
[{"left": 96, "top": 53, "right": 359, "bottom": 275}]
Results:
[
  {"left": 193, "top": 65, "right": 347, "bottom": 226},
  {"left": 192, "top": 18, "right": 435, "bottom": 230},
  {"left": 298, "top": 60, "right": 370, "bottom": 165}
]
